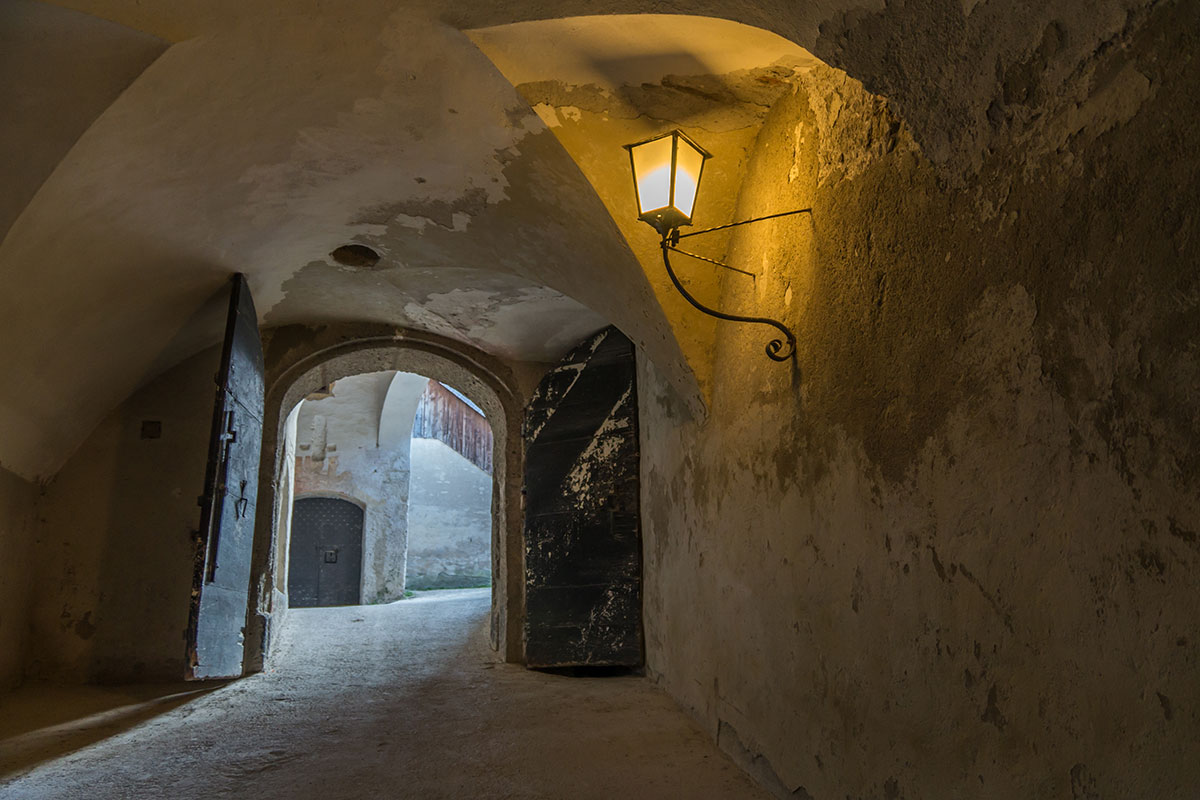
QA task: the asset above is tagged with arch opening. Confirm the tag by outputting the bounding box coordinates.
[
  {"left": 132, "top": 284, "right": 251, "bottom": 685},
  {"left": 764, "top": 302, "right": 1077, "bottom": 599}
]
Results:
[
  {"left": 278, "top": 370, "right": 496, "bottom": 614},
  {"left": 247, "top": 329, "right": 524, "bottom": 668}
]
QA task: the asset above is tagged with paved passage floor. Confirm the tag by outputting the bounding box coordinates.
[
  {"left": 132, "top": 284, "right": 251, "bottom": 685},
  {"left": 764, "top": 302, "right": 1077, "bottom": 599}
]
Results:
[{"left": 0, "top": 590, "right": 766, "bottom": 799}]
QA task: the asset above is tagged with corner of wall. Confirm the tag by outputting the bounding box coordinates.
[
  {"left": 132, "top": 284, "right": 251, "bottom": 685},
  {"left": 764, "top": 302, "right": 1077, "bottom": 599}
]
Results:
[{"left": 0, "top": 465, "right": 39, "bottom": 693}]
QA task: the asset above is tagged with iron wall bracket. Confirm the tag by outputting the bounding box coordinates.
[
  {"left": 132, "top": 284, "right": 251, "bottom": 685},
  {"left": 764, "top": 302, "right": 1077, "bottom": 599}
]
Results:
[{"left": 658, "top": 208, "right": 812, "bottom": 362}]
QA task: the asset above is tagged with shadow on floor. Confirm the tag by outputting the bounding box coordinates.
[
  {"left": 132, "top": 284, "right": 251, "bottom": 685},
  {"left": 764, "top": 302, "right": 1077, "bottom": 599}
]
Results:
[
  {"left": 0, "top": 680, "right": 230, "bottom": 781},
  {"left": 531, "top": 665, "right": 643, "bottom": 678}
]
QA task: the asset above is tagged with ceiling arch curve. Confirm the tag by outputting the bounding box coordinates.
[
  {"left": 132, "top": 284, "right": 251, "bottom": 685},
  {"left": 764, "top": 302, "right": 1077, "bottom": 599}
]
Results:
[
  {"left": 12, "top": 0, "right": 1058, "bottom": 481},
  {"left": 0, "top": 7, "right": 702, "bottom": 479}
]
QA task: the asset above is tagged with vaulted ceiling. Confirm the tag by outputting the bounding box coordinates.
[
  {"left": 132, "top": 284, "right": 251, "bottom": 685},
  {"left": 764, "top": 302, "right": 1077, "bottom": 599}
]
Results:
[{"left": 0, "top": 0, "right": 823, "bottom": 479}]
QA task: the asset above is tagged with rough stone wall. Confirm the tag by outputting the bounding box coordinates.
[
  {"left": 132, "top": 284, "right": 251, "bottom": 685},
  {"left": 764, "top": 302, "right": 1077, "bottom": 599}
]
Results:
[
  {"left": 293, "top": 372, "right": 418, "bottom": 604},
  {"left": 640, "top": 4, "right": 1200, "bottom": 798},
  {"left": 0, "top": 466, "right": 38, "bottom": 691},
  {"left": 27, "top": 348, "right": 217, "bottom": 683},
  {"left": 406, "top": 438, "right": 492, "bottom": 590}
]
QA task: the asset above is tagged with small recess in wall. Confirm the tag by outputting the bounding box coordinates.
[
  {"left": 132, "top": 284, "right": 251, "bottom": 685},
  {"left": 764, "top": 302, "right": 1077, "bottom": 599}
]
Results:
[
  {"left": 306, "top": 384, "right": 334, "bottom": 401},
  {"left": 141, "top": 420, "right": 162, "bottom": 439},
  {"left": 330, "top": 244, "right": 381, "bottom": 270}
]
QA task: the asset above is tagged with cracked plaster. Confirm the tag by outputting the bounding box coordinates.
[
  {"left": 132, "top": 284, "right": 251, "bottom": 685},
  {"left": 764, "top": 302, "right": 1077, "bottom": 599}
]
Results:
[{"left": 639, "top": 5, "right": 1200, "bottom": 796}]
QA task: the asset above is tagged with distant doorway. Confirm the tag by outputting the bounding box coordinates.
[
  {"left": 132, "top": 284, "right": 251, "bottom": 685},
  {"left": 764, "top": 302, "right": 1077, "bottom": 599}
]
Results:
[{"left": 288, "top": 497, "right": 364, "bottom": 607}]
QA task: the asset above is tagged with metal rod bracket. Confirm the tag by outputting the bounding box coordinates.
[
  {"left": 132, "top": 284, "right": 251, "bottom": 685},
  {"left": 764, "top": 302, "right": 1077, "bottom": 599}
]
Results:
[{"left": 656, "top": 208, "right": 811, "bottom": 362}]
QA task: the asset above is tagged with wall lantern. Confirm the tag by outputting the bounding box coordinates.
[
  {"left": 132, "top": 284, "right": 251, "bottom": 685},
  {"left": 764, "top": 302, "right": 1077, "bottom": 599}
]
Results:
[
  {"left": 624, "top": 129, "right": 811, "bottom": 362},
  {"left": 625, "top": 129, "right": 710, "bottom": 234}
]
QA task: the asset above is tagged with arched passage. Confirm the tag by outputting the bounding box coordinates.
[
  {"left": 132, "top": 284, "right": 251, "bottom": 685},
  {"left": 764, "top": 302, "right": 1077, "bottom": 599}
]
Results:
[{"left": 246, "top": 325, "right": 525, "bottom": 669}]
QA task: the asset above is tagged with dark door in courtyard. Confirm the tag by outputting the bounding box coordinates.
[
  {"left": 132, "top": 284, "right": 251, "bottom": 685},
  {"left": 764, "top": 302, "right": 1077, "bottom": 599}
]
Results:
[
  {"left": 523, "top": 326, "right": 643, "bottom": 668},
  {"left": 186, "top": 273, "right": 265, "bottom": 680},
  {"left": 288, "top": 497, "right": 364, "bottom": 607}
]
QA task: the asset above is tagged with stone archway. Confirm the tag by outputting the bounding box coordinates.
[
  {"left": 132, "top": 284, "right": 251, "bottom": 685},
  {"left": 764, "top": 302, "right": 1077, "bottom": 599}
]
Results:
[{"left": 244, "top": 324, "right": 526, "bottom": 670}]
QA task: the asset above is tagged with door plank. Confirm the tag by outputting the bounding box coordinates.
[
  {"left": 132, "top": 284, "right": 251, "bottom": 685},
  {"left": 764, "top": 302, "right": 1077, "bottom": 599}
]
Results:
[
  {"left": 523, "top": 327, "right": 643, "bottom": 668},
  {"left": 186, "top": 274, "right": 264, "bottom": 680}
]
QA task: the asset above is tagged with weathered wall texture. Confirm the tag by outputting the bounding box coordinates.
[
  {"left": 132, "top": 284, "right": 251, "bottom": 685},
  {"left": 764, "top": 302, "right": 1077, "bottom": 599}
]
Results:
[
  {"left": 640, "top": 3, "right": 1200, "bottom": 798},
  {"left": 293, "top": 372, "right": 426, "bottom": 604},
  {"left": 0, "top": 467, "right": 38, "bottom": 691},
  {"left": 28, "top": 348, "right": 218, "bottom": 683},
  {"left": 407, "top": 438, "right": 492, "bottom": 590},
  {"left": 268, "top": 404, "right": 301, "bottom": 641}
]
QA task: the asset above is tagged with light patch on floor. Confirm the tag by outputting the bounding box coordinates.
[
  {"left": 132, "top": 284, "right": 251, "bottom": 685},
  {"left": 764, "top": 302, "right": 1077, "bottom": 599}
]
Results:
[{"left": 0, "top": 590, "right": 766, "bottom": 799}]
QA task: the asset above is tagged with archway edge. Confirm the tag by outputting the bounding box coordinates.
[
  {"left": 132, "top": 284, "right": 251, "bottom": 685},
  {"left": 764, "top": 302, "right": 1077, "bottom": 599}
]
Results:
[
  {"left": 293, "top": 490, "right": 368, "bottom": 510},
  {"left": 246, "top": 323, "right": 528, "bottom": 671},
  {"left": 267, "top": 326, "right": 521, "bottom": 435}
]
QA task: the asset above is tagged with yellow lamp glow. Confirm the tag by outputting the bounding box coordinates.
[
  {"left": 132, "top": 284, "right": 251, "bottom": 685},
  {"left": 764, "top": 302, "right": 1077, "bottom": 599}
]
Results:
[
  {"left": 624, "top": 130, "right": 711, "bottom": 234},
  {"left": 622, "top": 129, "right": 808, "bottom": 363}
]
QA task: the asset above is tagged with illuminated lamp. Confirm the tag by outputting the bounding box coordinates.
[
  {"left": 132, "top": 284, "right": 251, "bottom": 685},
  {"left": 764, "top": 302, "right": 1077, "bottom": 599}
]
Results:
[{"left": 625, "top": 129, "right": 811, "bottom": 362}]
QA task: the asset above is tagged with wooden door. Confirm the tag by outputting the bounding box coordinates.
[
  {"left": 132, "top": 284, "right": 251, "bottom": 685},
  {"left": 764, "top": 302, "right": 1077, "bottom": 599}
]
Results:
[
  {"left": 186, "top": 274, "right": 264, "bottom": 680},
  {"left": 523, "top": 327, "right": 643, "bottom": 668},
  {"left": 288, "top": 497, "right": 364, "bottom": 607}
]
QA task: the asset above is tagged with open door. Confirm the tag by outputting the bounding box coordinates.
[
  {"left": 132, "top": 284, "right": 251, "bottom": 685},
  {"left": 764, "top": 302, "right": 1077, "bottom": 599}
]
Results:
[
  {"left": 523, "top": 327, "right": 642, "bottom": 668},
  {"left": 186, "top": 274, "right": 264, "bottom": 680}
]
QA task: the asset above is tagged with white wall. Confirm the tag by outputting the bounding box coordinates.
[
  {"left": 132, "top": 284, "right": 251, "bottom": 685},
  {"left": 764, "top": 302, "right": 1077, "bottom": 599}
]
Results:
[
  {"left": 27, "top": 347, "right": 217, "bottom": 683},
  {"left": 407, "top": 439, "right": 492, "bottom": 589},
  {"left": 637, "top": 34, "right": 1200, "bottom": 799},
  {"left": 293, "top": 372, "right": 427, "bottom": 603}
]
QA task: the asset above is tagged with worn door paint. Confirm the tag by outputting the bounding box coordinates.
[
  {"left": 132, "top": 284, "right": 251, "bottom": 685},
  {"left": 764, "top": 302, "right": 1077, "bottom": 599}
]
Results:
[
  {"left": 186, "top": 274, "right": 264, "bottom": 680},
  {"left": 523, "top": 327, "right": 643, "bottom": 668},
  {"left": 288, "top": 497, "right": 364, "bottom": 607}
]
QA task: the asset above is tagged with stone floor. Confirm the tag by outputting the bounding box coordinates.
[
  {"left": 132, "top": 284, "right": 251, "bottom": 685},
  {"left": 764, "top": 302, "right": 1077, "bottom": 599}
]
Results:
[{"left": 0, "top": 589, "right": 766, "bottom": 799}]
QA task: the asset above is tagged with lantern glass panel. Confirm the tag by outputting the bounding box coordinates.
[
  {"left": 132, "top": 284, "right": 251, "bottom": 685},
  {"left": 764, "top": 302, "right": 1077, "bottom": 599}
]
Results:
[
  {"left": 630, "top": 135, "right": 674, "bottom": 215},
  {"left": 673, "top": 138, "right": 705, "bottom": 218}
]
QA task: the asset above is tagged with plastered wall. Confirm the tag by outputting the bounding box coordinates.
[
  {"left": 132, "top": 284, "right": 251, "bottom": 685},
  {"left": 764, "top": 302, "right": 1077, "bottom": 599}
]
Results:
[
  {"left": 0, "top": 467, "right": 37, "bottom": 690},
  {"left": 639, "top": 4, "right": 1200, "bottom": 798},
  {"left": 293, "top": 372, "right": 425, "bottom": 604},
  {"left": 29, "top": 348, "right": 217, "bottom": 683},
  {"left": 406, "top": 438, "right": 492, "bottom": 589}
]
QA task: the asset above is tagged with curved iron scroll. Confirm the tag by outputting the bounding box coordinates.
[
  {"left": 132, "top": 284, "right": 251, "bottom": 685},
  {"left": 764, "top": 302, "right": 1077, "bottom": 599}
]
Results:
[{"left": 659, "top": 235, "right": 797, "bottom": 362}]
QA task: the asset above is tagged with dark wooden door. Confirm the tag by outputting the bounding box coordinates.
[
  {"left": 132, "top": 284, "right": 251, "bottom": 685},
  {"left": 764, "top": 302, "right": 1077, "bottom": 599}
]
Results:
[
  {"left": 186, "top": 274, "right": 264, "bottom": 680},
  {"left": 523, "top": 327, "right": 642, "bottom": 668},
  {"left": 288, "top": 497, "right": 364, "bottom": 607}
]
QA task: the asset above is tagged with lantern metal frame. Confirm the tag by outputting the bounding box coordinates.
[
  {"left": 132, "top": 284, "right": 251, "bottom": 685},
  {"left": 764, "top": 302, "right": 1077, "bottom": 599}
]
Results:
[
  {"left": 623, "top": 129, "right": 711, "bottom": 235},
  {"left": 626, "top": 130, "right": 810, "bottom": 363}
]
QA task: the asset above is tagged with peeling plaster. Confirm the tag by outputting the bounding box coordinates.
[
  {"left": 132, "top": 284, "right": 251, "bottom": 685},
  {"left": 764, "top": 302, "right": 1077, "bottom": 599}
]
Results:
[{"left": 639, "top": 4, "right": 1200, "bottom": 796}]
